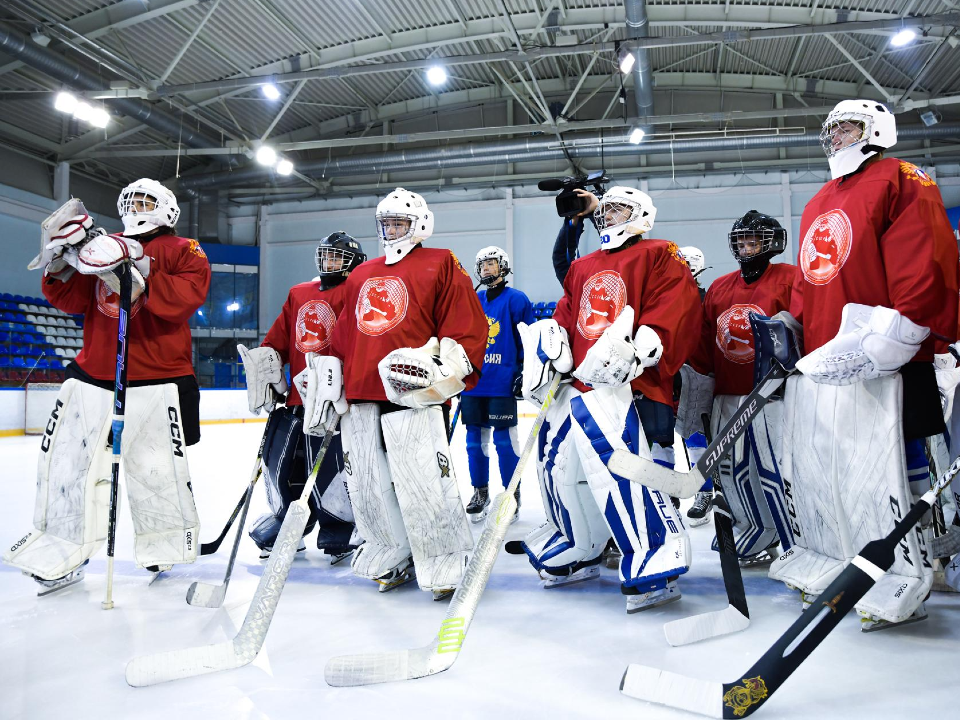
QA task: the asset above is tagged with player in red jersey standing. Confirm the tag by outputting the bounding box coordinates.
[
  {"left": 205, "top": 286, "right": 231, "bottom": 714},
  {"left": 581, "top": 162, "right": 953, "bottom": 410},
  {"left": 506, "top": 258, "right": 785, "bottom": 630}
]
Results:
[
  {"left": 517, "top": 185, "right": 703, "bottom": 613},
  {"left": 680, "top": 212, "right": 799, "bottom": 565},
  {"left": 768, "top": 100, "right": 959, "bottom": 631},
  {"left": 4, "top": 179, "right": 210, "bottom": 593},
  {"left": 239, "top": 232, "right": 366, "bottom": 562},
  {"left": 307, "top": 188, "right": 488, "bottom": 599}
]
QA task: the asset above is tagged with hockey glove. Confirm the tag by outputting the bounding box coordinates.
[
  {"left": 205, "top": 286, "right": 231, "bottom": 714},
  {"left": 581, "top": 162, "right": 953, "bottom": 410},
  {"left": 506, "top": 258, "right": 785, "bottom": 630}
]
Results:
[
  {"left": 76, "top": 233, "right": 151, "bottom": 298},
  {"left": 517, "top": 319, "right": 572, "bottom": 406},
  {"left": 238, "top": 345, "right": 288, "bottom": 415},
  {"left": 573, "top": 306, "right": 662, "bottom": 389},
  {"left": 378, "top": 337, "right": 473, "bottom": 410},
  {"left": 301, "top": 352, "right": 347, "bottom": 435}
]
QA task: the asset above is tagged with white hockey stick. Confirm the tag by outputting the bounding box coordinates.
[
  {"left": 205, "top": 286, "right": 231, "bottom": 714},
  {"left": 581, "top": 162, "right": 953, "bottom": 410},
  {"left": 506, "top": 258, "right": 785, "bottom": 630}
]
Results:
[
  {"left": 324, "top": 375, "right": 563, "bottom": 687},
  {"left": 125, "top": 418, "right": 339, "bottom": 687}
]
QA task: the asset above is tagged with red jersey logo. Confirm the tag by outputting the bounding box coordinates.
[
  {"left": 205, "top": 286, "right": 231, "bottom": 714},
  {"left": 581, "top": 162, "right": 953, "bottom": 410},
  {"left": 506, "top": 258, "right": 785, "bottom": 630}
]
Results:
[
  {"left": 716, "top": 304, "right": 764, "bottom": 364},
  {"left": 96, "top": 279, "right": 144, "bottom": 318},
  {"left": 576, "top": 270, "right": 627, "bottom": 340},
  {"left": 295, "top": 299, "right": 336, "bottom": 354},
  {"left": 800, "top": 209, "right": 853, "bottom": 286},
  {"left": 356, "top": 276, "right": 409, "bottom": 336}
]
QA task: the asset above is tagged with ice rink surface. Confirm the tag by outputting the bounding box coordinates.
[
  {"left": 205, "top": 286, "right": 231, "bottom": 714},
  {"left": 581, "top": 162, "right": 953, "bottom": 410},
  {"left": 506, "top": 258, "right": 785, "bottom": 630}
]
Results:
[{"left": 1, "top": 420, "right": 957, "bottom": 720}]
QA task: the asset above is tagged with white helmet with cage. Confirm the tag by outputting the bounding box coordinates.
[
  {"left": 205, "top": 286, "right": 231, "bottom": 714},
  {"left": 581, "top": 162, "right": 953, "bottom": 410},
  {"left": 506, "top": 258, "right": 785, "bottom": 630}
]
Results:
[
  {"left": 117, "top": 178, "right": 181, "bottom": 236},
  {"left": 679, "top": 246, "right": 705, "bottom": 278},
  {"left": 376, "top": 187, "right": 434, "bottom": 265},
  {"left": 819, "top": 99, "right": 897, "bottom": 180},
  {"left": 475, "top": 245, "right": 510, "bottom": 286},
  {"left": 593, "top": 186, "right": 656, "bottom": 250}
]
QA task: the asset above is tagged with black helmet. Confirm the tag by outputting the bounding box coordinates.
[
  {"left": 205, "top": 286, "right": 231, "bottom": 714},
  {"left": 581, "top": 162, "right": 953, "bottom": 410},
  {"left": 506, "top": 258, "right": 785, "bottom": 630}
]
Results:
[
  {"left": 728, "top": 210, "right": 786, "bottom": 281},
  {"left": 316, "top": 231, "right": 366, "bottom": 290}
]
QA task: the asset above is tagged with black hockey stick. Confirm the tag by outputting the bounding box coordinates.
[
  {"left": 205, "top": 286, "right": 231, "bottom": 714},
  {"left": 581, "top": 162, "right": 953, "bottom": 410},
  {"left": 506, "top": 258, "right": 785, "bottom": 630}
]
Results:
[
  {"left": 102, "top": 262, "right": 132, "bottom": 610},
  {"left": 447, "top": 396, "right": 461, "bottom": 442},
  {"left": 622, "top": 452, "right": 960, "bottom": 718},
  {"left": 662, "top": 420, "right": 749, "bottom": 646},
  {"left": 608, "top": 361, "right": 793, "bottom": 498}
]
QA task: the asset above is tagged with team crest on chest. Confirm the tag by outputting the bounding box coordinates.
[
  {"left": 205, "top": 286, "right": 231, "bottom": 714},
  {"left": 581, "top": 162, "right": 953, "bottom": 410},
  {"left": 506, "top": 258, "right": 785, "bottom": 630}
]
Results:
[
  {"left": 356, "top": 276, "right": 409, "bottom": 336},
  {"left": 716, "top": 304, "right": 764, "bottom": 364},
  {"left": 96, "top": 278, "right": 145, "bottom": 318},
  {"left": 800, "top": 208, "right": 853, "bottom": 286},
  {"left": 486, "top": 316, "right": 500, "bottom": 347},
  {"left": 577, "top": 270, "right": 627, "bottom": 340},
  {"left": 295, "top": 299, "right": 336, "bottom": 353}
]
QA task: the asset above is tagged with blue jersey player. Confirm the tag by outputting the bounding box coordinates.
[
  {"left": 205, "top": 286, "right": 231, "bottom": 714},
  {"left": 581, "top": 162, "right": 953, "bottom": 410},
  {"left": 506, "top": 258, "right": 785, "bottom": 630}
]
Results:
[{"left": 461, "top": 246, "right": 535, "bottom": 523}]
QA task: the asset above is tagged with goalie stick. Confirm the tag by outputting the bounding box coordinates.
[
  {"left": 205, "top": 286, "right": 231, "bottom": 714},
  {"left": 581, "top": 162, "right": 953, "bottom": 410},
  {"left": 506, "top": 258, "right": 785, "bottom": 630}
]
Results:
[
  {"left": 621, "top": 452, "right": 960, "bottom": 718},
  {"left": 323, "top": 375, "right": 563, "bottom": 687},
  {"left": 125, "top": 417, "right": 340, "bottom": 687},
  {"left": 662, "top": 421, "right": 749, "bottom": 646},
  {"left": 608, "top": 361, "right": 793, "bottom": 499},
  {"left": 187, "top": 412, "right": 275, "bottom": 607}
]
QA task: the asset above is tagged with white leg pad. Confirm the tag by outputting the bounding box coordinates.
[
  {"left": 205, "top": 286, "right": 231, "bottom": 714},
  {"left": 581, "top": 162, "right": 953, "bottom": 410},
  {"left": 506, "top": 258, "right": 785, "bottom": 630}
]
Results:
[
  {"left": 571, "top": 385, "right": 690, "bottom": 587},
  {"left": 122, "top": 385, "right": 199, "bottom": 567},
  {"left": 342, "top": 404, "right": 411, "bottom": 579},
  {"left": 381, "top": 407, "right": 474, "bottom": 591},
  {"left": 770, "top": 374, "right": 931, "bottom": 622},
  {"left": 4, "top": 379, "right": 113, "bottom": 580},
  {"left": 523, "top": 384, "right": 609, "bottom": 573}
]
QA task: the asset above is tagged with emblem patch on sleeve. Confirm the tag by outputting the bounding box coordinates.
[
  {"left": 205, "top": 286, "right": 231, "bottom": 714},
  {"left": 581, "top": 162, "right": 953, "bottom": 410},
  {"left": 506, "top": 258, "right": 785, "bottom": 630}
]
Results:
[{"left": 899, "top": 161, "right": 936, "bottom": 187}]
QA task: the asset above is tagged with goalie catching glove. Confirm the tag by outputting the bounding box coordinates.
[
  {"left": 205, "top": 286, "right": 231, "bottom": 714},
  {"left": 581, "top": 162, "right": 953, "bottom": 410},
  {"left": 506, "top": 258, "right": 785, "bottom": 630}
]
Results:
[
  {"left": 796, "top": 303, "right": 928, "bottom": 385},
  {"left": 76, "top": 233, "right": 151, "bottom": 297},
  {"left": 572, "top": 305, "right": 662, "bottom": 388},
  {"left": 378, "top": 337, "right": 473, "bottom": 410},
  {"left": 299, "top": 352, "right": 347, "bottom": 435},
  {"left": 238, "top": 345, "right": 289, "bottom": 415},
  {"left": 517, "top": 319, "right": 573, "bottom": 405}
]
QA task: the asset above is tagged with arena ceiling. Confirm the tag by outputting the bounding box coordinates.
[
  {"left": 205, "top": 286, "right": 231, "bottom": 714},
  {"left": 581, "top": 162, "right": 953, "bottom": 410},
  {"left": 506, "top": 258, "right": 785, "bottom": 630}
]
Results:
[{"left": 0, "top": 0, "right": 958, "bottom": 196}]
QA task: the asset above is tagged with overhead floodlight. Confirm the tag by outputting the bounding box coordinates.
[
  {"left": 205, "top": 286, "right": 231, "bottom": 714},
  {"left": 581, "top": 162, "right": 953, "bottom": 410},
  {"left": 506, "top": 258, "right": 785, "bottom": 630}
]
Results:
[
  {"left": 73, "top": 101, "right": 93, "bottom": 122},
  {"left": 256, "top": 145, "right": 277, "bottom": 166},
  {"left": 426, "top": 65, "right": 448, "bottom": 86},
  {"left": 54, "top": 91, "right": 77, "bottom": 114},
  {"left": 890, "top": 29, "right": 916, "bottom": 47},
  {"left": 629, "top": 127, "right": 646, "bottom": 144},
  {"left": 89, "top": 107, "right": 110, "bottom": 128},
  {"left": 276, "top": 158, "right": 294, "bottom": 175},
  {"left": 261, "top": 83, "right": 281, "bottom": 100},
  {"left": 619, "top": 50, "right": 636, "bottom": 74}
]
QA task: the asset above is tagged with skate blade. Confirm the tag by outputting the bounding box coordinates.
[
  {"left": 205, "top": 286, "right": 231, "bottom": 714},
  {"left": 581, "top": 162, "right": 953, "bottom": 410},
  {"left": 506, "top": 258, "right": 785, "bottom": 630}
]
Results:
[
  {"left": 860, "top": 612, "right": 928, "bottom": 633},
  {"left": 376, "top": 573, "right": 415, "bottom": 593},
  {"left": 467, "top": 508, "right": 489, "bottom": 524},
  {"left": 687, "top": 514, "right": 712, "bottom": 528},
  {"left": 626, "top": 592, "right": 682, "bottom": 614},
  {"left": 37, "top": 574, "right": 84, "bottom": 597},
  {"left": 542, "top": 566, "right": 600, "bottom": 589},
  {"left": 328, "top": 550, "right": 355, "bottom": 566},
  {"left": 432, "top": 588, "right": 454, "bottom": 601}
]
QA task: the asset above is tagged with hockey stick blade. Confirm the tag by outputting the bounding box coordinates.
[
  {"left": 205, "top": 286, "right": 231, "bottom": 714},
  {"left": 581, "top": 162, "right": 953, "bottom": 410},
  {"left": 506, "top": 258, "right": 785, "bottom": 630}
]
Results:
[
  {"left": 127, "top": 421, "right": 338, "bottom": 687},
  {"left": 622, "top": 454, "right": 960, "bottom": 718},
  {"left": 663, "top": 604, "right": 750, "bottom": 647},
  {"left": 608, "top": 451, "right": 706, "bottom": 498},
  {"left": 324, "top": 375, "right": 563, "bottom": 687}
]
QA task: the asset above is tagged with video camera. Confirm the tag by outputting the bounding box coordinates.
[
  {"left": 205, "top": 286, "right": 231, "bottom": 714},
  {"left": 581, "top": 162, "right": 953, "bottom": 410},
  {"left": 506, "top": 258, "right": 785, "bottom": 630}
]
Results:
[{"left": 538, "top": 170, "right": 609, "bottom": 219}]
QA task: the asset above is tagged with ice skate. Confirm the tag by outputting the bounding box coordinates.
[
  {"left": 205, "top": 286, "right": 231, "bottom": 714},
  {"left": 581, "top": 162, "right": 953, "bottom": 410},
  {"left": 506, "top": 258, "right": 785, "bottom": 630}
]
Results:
[
  {"left": 466, "top": 486, "right": 490, "bottom": 523},
  {"left": 432, "top": 588, "right": 455, "bottom": 601},
  {"left": 325, "top": 548, "right": 354, "bottom": 566},
  {"left": 602, "top": 539, "right": 621, "bottom": 569},
  {"left": 32, "top": 560, "right": 89, "bottom": 597},
  {"left": 624, "top": 579, "right": 680, "bottom": 613},
  {"left": 739, "top": 543, "right": 778, "bottom": 568},
  {"left": 376, "top": 562, "right": 415, "bottom": 593},
  {"left": 509, "top": 486, "right": 521, "bottom": 525},
  {"left": 686, "top": 491, "right": 713, "bottom": 527},
  {"left": 146, "top": 564, "right": 173, "bottom": 585},
  {"left": 259, "top": 538, "right": 306, "bottom": 560},
  {"left": 859, "top": 603, "right": 928, "bottom": 632},
  {"left": 541, "top": 558, "right": 601, "bottom": 588}
]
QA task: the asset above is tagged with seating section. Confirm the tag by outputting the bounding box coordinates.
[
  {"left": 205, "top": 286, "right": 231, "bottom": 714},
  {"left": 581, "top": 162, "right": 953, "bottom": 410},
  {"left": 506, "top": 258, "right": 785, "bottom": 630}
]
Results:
[
  {"left": 532, "top": 300, "right": 557, "bottom": 319},
  {"left": 0, "top": 292, "right": 83, "bottom": 385}
]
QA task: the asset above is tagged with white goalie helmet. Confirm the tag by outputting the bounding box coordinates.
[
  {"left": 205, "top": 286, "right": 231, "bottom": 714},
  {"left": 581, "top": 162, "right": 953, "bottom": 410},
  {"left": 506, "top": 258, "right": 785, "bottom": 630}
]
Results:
[
  {"left": 593, "top": 186, "right": 656, "bottom": 250},
  {"left": 819, "top": 99, "right": 897, "bottom": 180},
  {"left": 376, "top": 187, "right": 434, "bottom": 265},
  {"left": 475, "top": 245, "right": 510, "bottom": 285},
  {"left": 118, "top": 178, "right": 181, "bottom": 236},
  {"left": 679, "top": 246, "right": 706, "bottom": 278}
]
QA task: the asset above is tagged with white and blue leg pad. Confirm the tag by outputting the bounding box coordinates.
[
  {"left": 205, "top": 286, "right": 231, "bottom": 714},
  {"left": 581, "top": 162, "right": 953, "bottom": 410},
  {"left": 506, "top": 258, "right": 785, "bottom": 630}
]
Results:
[
  {"left": 571, "top": 385, "right": 691, "bottom": 591},
  {"left": 521, "top": 384, "right": 608, "bottom": 575}
]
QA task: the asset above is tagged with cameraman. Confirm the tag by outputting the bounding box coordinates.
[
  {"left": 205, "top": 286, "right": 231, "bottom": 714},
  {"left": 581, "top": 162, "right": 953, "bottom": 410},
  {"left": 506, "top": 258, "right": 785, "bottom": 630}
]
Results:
[{"left": 552, "top": 189, "right": 600, "bottom": 285}]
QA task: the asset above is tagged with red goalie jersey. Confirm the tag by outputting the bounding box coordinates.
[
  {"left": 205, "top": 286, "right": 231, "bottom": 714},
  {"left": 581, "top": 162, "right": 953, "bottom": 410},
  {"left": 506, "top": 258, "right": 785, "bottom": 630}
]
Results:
[
  {"left": 689, "top": 263, "right": 799, "bottom": 396},
  {"left": 330, "top": 246, "right": 488, "bottom": 402},
  {"left": 262, "top": 280, "right": 348, "bottom": 407},
  {"left": 42, "top": 234, "right": 210, "bottom": 381},
  {"left": 790, "top": 158, "right": 959, "bottom": 359},
  {"left": 552, "top": 239, "right": 703, "bottom": 407}
]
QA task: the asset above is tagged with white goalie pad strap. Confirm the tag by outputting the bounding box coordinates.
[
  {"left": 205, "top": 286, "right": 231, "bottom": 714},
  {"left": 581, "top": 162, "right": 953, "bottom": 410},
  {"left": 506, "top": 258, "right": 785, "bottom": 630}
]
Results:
[
  {"left": 676, "top": 364, "right": 715, "bottom": 439},
  {"left": 342, "top": 403, "right": 411, "bottom": 579},
  {"left": 29, "top": 198, "right": 89, "bottom": 271},
  {"left": 711, "top": 395, "right": 792, "bottom": 559},
  {"left": 571, "top": 385, "right": 691, "bottom": 587},
  {"left": 378, "top": 337, "right": 472, "bottom": 410},
  {"left": 122, "top": 384, "right": 199, "bottom": 567},
  {"left": 523, "top": 384, "right": 609, "bottom": 573},
  {"left": 303, "top": 352, "right": 346, "bottom": 435},
  {"left": 3, "top": 379, "right": 113, "bottom": 580},
  {"left": 796, "top": 303, "right": 928, "bottom": 385},
  {"left": 239, "top": 344, "right": 287, "bottom": 415},
  {"left": 381, "top": 407, "right": 474, "bottom": 591},
  {"left": 518, "top": 319, "right": 573, "bottom": 405},
  {"left": 770, "top": 374, "right": 932, "bottom": 622}
]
